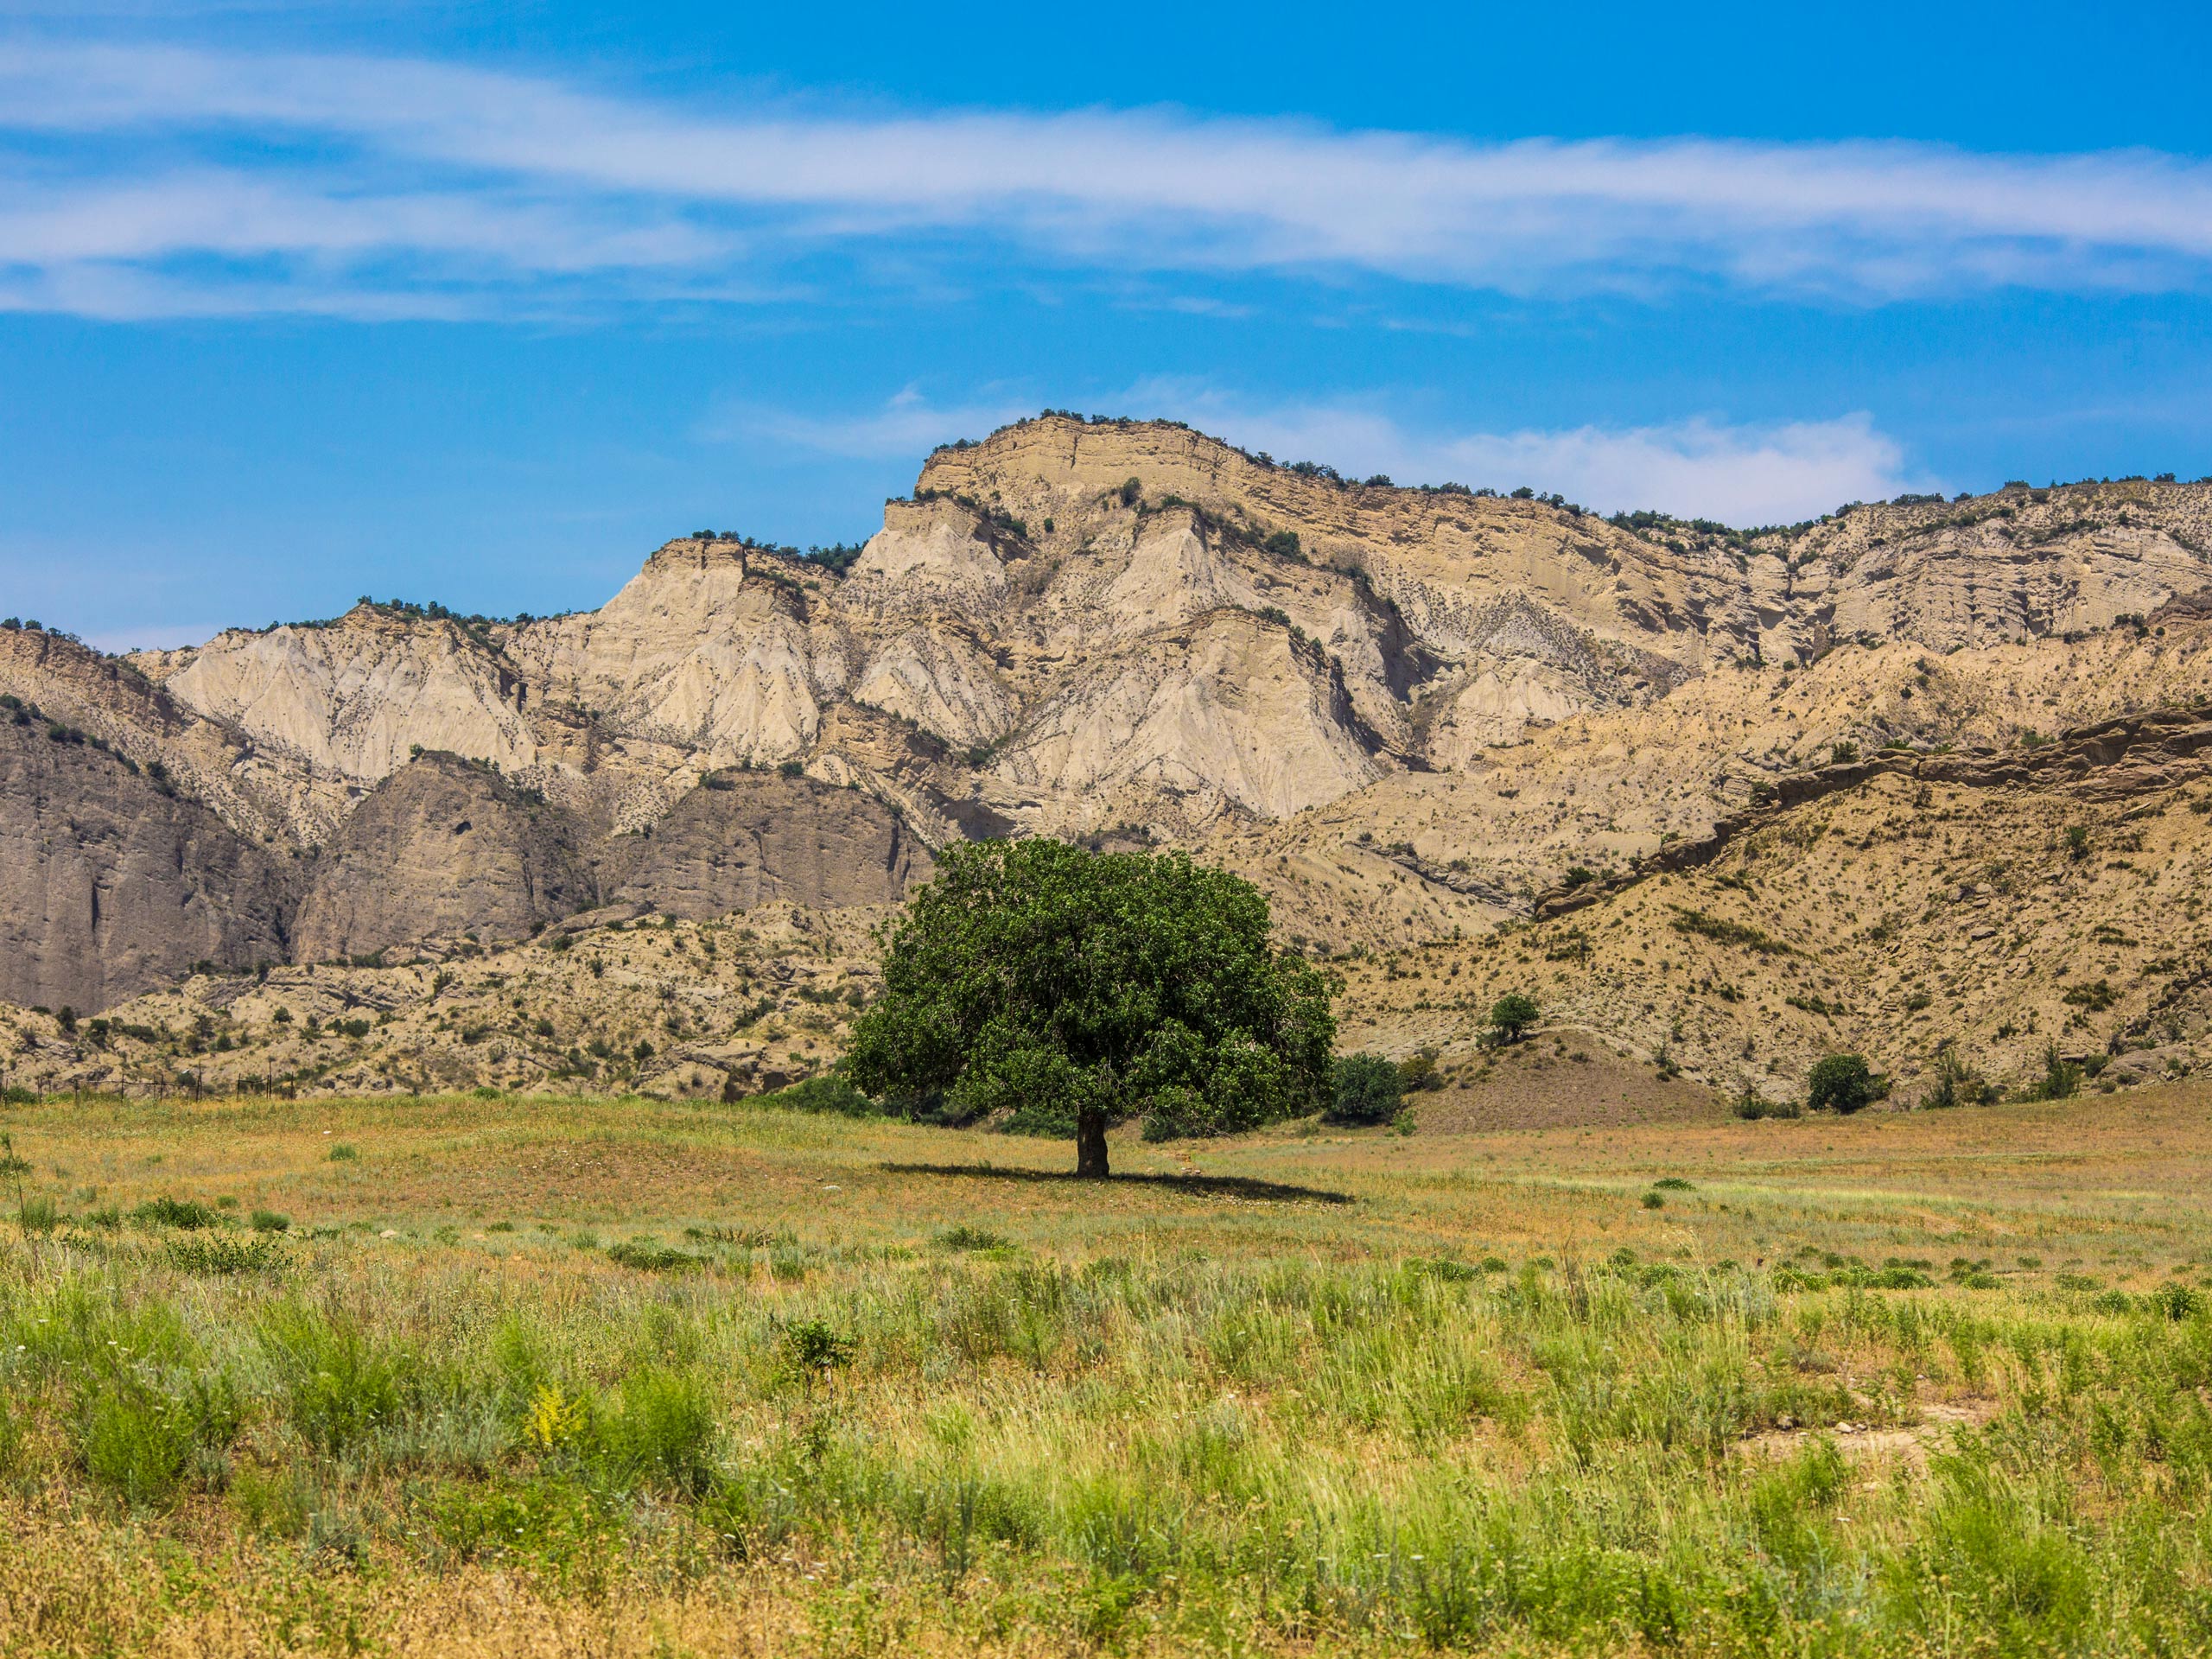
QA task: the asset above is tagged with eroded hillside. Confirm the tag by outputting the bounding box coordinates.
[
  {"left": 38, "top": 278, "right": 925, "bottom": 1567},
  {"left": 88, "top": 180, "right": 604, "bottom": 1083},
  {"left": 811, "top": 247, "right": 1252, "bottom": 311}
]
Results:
[{"left": 3, "top": 412, "right": 2210, "bottom": 1106}]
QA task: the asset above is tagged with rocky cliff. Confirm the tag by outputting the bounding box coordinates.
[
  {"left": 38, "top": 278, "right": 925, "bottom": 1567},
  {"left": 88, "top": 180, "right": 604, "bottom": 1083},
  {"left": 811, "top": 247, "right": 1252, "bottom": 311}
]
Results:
[
  {"left": 611, "top": 767, "right": 931, "bottom": 919},
  {"left": 111, "top": 419, "right": 2210, "bottom": 862},
  {"left": 289, "top": 750, "right": 599, "bottom": 964},
  {"left": 0, "top": 712, "right": 292, "bottom": 1013}
]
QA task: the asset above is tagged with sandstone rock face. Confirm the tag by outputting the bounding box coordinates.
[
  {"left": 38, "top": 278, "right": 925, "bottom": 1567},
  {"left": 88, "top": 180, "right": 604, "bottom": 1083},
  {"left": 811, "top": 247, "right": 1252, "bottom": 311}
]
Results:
[
  {"left": 148, "top": 609, "right": 537, "bottom": 794},
  {"left": 289, "top": 751, "right": 596, "bottom": 963},
  {"left": 100, "top": 422, "right": 2212, "bottom": 872},
  {"left": 0, "top": 717, "right": 290, "bottom": 1012},
  {"left": 845, "top": 497, "right": 1008, "bottom": 611},
  {"left": 0, "top": 625, "right": 306, "bottom": 841},
  {"left": 920, "top": 420, "right": 2212, "bottom": 665},
  {"left": 611, "top": 769, "right": 931, "bottom": 919},
  {"left": 992, "top": 609, "right": 1382, "bottom": 830},
  {"left": 851, "top": 628, "right": 1015, "bottom": 751},
  {"left": 507, "top": 541, "right": 825, "bottom": 770}
]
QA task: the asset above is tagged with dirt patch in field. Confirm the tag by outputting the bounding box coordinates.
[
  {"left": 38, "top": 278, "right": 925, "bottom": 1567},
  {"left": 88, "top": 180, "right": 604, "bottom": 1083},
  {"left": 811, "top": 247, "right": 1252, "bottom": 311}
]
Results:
[
  {"left": 1738, "top": 1398, "right": 1995, "bottom": 1478},
  {"left": 1405, "top": 1040, "right": 1728, "bottom": 1135}
]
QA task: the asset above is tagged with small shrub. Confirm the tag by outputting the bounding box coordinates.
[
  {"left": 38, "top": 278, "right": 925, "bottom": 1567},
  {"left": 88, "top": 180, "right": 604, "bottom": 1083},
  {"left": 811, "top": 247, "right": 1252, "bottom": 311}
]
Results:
[
  {"left": 1923, "top": 1050, "right": 1993, "bottom": 1109},
  {"left": 1641, "top": 1192, "right": 1665, "bottom": 1210},
  {"left": 260, "top": 1308, "right": 408, "bottom": 1456},
  {"left": 78, "top": 1381, "right": 193, "bottom": 1506},
  {"left": 327, "top": 1144, "right": 359, "bottom": 1162},
  {"left": 1413, "top": 1257, "right": 1483, "bottom": 1283},
  {"left": 1733, "top": 1084, "right": 1801, "bottom": 1120},
  {"left": 935, "top": 1224, "right": 1014, "bottom": 1252},
  {"left": 1869, "top": 1265, "right": 1936, "bottom": 1289},
  {"left": 2149, "top": 1282, "right": 2202, "bottom": 1321},
  {"left": 135, "top": 1196, "right": 221, "bottom": 1230},
  {"left": 783, "top": 1319, "right": 855, "bottom": 1386},
  {"left": 249, "top": 1209, "right": 289, "bottom": 1232},
  {"left": 2030, "top": 1043, "right": 2082, "bottom": 1101},
  {"left": 605, "top": 1238, "right": 702, "bottom": 1273},
  {"left": 1327, "top": 1053, "right": 1403, "bottom": 1124},
  {"left": 749, "top": 1075, "right": 876, "bottom": 1116},
  {"left": 76, "top": 1372, "right": 241, "bottom": 1509},
  {"left": 1397, "top": 1047, "right": 1445, "bottom": 1091},
  {"left": 1807, "top": 1054, "right": 1885, "bottom": 1114},
  {"left": 591, "top": 1367, "right": 718, "bottom": 1496},
  {"left": 168, "top": 1235, "right": 287, "bottom": 1274},
  {"left": 1488, "top": 993, "right": 1539, "bottom": 1044}
]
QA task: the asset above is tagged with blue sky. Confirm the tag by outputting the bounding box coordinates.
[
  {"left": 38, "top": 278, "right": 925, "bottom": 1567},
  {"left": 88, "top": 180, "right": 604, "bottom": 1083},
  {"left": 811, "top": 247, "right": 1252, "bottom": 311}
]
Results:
[{"left": 2, "top": 1, "right": 2209, "bottom": 651}]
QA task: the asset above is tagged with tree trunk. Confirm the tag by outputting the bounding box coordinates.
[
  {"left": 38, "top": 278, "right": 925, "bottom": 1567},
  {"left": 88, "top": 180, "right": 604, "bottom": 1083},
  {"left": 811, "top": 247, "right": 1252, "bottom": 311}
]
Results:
[{"left": 1075, "top": 1107, "right": 1109, "bottom": 1179}]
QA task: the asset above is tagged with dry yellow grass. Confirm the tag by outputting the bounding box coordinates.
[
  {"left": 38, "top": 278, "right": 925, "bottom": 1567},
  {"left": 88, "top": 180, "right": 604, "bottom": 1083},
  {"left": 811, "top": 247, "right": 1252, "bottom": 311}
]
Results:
[
  {"left": 2, "top": 1085, "right": 2209, "bottom": 1656},
  {"left": 16, "top": 1081, "right": 2208, "bottom": 1274}
]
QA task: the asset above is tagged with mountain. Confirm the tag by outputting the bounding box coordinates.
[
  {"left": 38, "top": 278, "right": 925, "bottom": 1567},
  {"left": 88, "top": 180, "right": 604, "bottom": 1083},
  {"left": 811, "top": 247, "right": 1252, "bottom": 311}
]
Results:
[{"left": 3, "top": 414, "right": 2209, "bottom": 1109}]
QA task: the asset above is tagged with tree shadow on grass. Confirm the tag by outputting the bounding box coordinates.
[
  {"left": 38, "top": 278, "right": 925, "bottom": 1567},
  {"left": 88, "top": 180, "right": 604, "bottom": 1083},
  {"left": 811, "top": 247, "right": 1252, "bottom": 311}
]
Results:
[{"left": 878, "top": 1162, "right": 1356, "bottom": 1205}]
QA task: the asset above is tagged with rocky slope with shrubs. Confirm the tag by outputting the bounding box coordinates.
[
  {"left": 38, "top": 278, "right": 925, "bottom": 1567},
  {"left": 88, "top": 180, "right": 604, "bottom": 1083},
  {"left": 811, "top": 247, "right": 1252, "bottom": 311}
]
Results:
[{"left": 3, "top": 413, "right": 2211, "bottom": 1108}]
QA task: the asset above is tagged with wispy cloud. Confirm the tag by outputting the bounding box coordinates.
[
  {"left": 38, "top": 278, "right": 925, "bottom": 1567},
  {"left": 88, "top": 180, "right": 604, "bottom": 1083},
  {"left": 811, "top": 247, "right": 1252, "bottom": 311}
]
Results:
[
  {"left": 2, "top": 38, "right": 2210, "bottom": 318},
  {"left": 1160, "top": 397, "right": 1927, "bottom": 524},
  {"left": 733, "top": 384, "right": 1930, "bottom": 525}
]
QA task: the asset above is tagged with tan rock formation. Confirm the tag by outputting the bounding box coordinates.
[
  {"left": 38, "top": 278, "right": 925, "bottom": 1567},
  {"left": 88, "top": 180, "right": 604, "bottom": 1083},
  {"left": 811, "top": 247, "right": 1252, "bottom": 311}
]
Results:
[{"left": 144, "top": 607, "right": 537, "bottom": 801}]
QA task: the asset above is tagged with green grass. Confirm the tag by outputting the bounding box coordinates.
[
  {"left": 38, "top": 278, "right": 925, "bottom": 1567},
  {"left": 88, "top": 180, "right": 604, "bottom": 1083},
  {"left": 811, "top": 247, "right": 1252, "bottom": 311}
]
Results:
[{"left": 0, "top": 1087, "right": 2209, "bottom": 1655}]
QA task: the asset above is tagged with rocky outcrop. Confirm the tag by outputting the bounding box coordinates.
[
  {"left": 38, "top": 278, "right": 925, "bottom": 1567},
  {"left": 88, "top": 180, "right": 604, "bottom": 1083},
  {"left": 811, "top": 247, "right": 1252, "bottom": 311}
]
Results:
[
  {"left": 1529, "top": 704, "right": 2212, "bottom": 919},
  {"left": 923, "top": 421, "right": 2212, "bottom": 664},
  {"left": 145, "top": 607, "right": 537, "bottom": 791},
  {"left": 842, "top": 497, "right": 1010, "bottom": 615},
  {"left": 611, "top": 769, "right": 931, "bottom": 918},
  {"left": 991, "top": 607, "right": 1384, "bottom": 833},
  {"left": 507, "top": 541, "right": 830, "bottom": 770},
  {"left": 93, "top": 423, "right": 2210, "bottom": 872},
  {"left": 289, "top": 751, "right": 597, "bottom": 962},
  {"left": 0, "top": 715, "right": 291, "bottom": 1012},
  {"left": 0, "top": 623, "right": 309, "bottom": 841}
]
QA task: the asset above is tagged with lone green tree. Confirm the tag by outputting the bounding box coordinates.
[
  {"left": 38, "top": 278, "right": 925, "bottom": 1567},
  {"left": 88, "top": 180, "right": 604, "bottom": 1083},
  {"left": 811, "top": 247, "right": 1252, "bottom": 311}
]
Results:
[
  {"left": 842, "top": 839, "right": 1335, "bottom": 1177},
  {"left": 1488, "top": 992, "right": 1539, "bottom": 1045}
]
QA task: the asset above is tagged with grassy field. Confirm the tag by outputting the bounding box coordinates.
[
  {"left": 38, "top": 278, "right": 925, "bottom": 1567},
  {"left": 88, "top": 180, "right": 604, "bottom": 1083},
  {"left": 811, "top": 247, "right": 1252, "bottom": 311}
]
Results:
[{"left": 1, "top": 1084, "right": 2209, "bottom": 1656}]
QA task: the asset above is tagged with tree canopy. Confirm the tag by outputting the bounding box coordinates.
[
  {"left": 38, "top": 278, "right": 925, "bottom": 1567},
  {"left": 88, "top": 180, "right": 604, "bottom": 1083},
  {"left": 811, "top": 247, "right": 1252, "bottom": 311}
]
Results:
[
  {"left": 1325, "top": 1054, "right": 1402, "bottom": 1126},
  {"left": 1807, "top": 1053, "right": 1885, "bottom": 1115},
  {"left": 1488, "top": 992, "right": 1539, "bottom": 1044},
  {"left": 842, "top": 839, "right": 1335, "bottom": 1176}
]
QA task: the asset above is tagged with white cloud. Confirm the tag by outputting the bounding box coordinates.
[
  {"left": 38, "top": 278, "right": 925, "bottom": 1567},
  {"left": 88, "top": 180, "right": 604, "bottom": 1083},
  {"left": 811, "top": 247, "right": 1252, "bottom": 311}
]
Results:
[
  {"left": 0, "top": 40, "right": 2209, "bottom": 316},
  {"left": 1180, "top": 402, "right": 1925, "bottom": 524}
]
